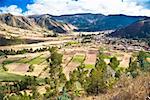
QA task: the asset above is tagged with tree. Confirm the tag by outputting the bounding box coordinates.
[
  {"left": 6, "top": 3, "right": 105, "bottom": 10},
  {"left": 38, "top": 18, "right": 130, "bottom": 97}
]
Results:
[
  {"left": 27, "top": 65, "right": 34, "bottom": 72},
  {"left": 128, "top": 57, "right": 139, "bottom": 78},
  {"left": 109, "top": 57, "right": 120, "bottom": 70},
  {"left": 31, "top": 85, "right": 41, "bottom": 100},
  {"left": 45, "top": 47, "right": 67, "bottom": 98},
  {"left": 0, "top": 93, "right": 5, "bottom": 100},
  {"left": 86, "top": 68, "right": 106, "bottom": 95},
  {"left": 86, "top": 53, "right": 107, "bottom": 95},
  {"left": 58, "top": 87, "right": 71, "bottom": 100},
  {"left": 138, "top": 51, "right": 146, "bottom": 68}
]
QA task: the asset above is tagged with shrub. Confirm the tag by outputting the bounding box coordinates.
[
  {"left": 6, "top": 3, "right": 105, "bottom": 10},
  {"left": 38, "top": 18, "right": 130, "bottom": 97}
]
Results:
[
  {"left": 27, "top": 65, "right": 34, "bottom": 72},
  {"left": 3, "top": 66, "right": 8, "bottom": 71}
]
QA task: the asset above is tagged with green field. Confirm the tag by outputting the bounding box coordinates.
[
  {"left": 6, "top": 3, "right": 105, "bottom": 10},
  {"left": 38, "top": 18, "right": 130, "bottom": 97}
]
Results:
[
  {"left": 0, "top": 72, "right": 25, "bottom": 82},
  {"left": 28, "top": 55, "right": 46, "bottom": 65},
  {"left": 85, "top": 64, "right": 95, "bottom": 69},
  {"left": 2, "top": 60, "right": 15, "bottom": 65},
  {"left": 72, "top": 55, "right": 85, "bottom": 63},
  {"left": 17, "top": 57, "right": 30, "bottom": 63},
  {"left": 65, "top": 41, "right": 79, "bottom": 46}
]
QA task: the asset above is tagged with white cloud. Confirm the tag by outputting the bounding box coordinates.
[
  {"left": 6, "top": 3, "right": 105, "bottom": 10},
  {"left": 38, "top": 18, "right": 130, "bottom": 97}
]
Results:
[
  {"left": 23, "top": 0, "right": 150, "bottom": 16},
  {"left": 0, "top": 5, "right": 23, "bottom": 15},
  {"left": 0, "top": 0, "right": 150, "bottom": 16}
]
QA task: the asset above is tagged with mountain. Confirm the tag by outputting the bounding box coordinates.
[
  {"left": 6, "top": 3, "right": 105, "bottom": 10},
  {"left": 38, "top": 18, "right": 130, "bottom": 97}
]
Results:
[
  {"left": 109, "top": 18, "right": 150, "bottom": 39},
  {"left": 0, "top": 13, "right": 75, "bottom": 33},
  {"left": 28, "top": 14, "right": 76, "bottom": 33},
  {"left": 0, "top": 13, "right": 149, "bottom": 33},
  {"left": 0, "top": 13, "right": 34, "bottom": 30},
  {"left": 52, "top": 13, "right": 148, "bottom": 32}
]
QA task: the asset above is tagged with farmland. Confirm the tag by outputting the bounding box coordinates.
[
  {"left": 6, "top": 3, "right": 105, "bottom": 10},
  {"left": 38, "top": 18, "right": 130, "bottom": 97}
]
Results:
[{"left": 0, "top": 32, "right": 149, "bottom": 100}]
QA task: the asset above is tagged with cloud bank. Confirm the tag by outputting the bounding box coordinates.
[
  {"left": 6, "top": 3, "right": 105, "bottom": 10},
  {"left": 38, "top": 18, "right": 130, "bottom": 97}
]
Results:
[
  {"left": 0, "top": 5, "right": 22, "bottom": 15},
  {"left": 0, "top": 0, "right": 150, "bottom": 16}
]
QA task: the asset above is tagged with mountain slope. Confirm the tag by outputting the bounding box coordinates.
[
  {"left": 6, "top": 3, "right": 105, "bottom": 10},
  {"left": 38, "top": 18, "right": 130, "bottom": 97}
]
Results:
[
  {"left": 52, "top": 13, "right": 147, "bottom": 32},
  {"left": 28, "top": 14, "right": 76, "bottom": 33},
  {"left": 109, "top": 18, "right": 150, "bottom": 39},
  {"left": 0, "top": 13, "right": 34, "bottom": 30},
  {"left": 0, "top": 13, "right": 75, "bottom": 33}
]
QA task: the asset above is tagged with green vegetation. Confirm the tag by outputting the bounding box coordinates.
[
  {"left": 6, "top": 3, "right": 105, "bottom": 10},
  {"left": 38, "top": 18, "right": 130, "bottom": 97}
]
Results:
[
  {"left": 72, "top": 55, "right": 85, "bottom": 63},
  {"left": 44, "top": 47, "right": 67, "bottom": 99},
  {"left": 2, "top": 60, "right": 14, "bottom": 65},
  {"left": 0, "top": 36, "right": 25, "bottom": 46},
  {"left": 86, "top": 53, "right": 107, "bottom": 95},
  {"left": 2, "top": 66, "right": 8, "bottom": 71},
  {"left": 85, "top": 64, "right": 95, "bottom": 69},
  {"left": 17, "top": 57, "right": 30, "bottom": 63},
  {"left": 27, "top": 65, "right": 35, "bottom": 72},
  {"left": 109, "top": 57, "right": 120, "bottom": 71},
  {"left": 0, "top": 47, "right": 49, "bottom": 56},
  {"left": 0, "top": 47, "right": 149, "bottom": 99},
  {"left": 0, "top": 72, "right": 25, "bottom": 82},
  {"left": 65, "top": 41, "right": 79, "bottom": 46},
  {"left": 28, "top": 55, "right": 45, "bottom": 65}
]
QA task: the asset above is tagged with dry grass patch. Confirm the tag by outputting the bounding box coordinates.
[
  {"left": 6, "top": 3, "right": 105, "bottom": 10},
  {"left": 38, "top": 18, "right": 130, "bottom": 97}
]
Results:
[
  {"left": 5, "top": 63, "right": 29, "bottom": 72},
  {"left": 84, "top": 54, "right": 96, "bottom": 65}
]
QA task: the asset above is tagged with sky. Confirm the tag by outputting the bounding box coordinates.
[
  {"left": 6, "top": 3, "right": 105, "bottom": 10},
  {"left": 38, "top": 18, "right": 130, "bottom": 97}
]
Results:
[{"left": 0, "top": 0, "right": 150, "bottom": 16}]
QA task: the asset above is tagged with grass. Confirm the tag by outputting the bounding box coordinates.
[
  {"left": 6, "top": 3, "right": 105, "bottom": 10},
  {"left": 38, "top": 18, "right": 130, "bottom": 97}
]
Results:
[
  {"left": 65, "top": 41, "right": 79, "bottom": 46},
  {"left": 2, "top": 60, "right": 14, "bottom": 65},
  {"left": 17, "top": 57, "right": 30, "bottom": 63},
  {"left": 0, "top": 72, "right": 26, "bottom": 82},
  {"left": 0, "top": 72, "right": 45, "bottom": 83},
  {"left": 0, "top": 67, "right": 44, "bottom": 82},
  {"left": 28, "top": 55, "right": 46, "bottom": 65},
  {"left": 85, "top": 64, "right": 95, "bottom": 69},
  {"left": 72, "top": 55, "right": 85, "bottom": 63},
  {"left": 0, "top": 64, "right": 45, "bottom": 83}
]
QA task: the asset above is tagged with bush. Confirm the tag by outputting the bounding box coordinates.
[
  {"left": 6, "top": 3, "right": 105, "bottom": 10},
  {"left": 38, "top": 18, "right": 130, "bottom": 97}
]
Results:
[
  {"left": 27, "top": 65, "right": 34, "bottom": 72},
  {"left": 3, "top": 66, "right": 8, "bottom": 71}
]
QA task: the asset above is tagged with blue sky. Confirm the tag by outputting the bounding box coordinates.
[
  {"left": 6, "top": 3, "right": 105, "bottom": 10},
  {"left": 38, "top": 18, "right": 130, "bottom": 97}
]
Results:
[
  {"left": 0, "top": 0, "right": 34, "bottom": 12},
  {"left": 0, "top": 0, "right": 150, "bottom": 16}
]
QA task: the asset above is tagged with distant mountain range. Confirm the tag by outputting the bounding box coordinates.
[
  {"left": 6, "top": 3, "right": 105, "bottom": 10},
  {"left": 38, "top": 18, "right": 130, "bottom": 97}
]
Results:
[
  {"left": 0, "top": 13, "right": 75, "bottom": 33},
  {"left": 0, "top": 13, "right": 149, "bottom": 34},
  {"left": 0, "top": 13, "right": 34, "bottom": 30},
  {"left": 28, "top": 14, "right": 76, "bottom": 33},
  {"left": 110, "top": 18, "right": 150, "bottom": 39},
  {"left": 52, "top": 13, "right": 148, "bottom": 32}
]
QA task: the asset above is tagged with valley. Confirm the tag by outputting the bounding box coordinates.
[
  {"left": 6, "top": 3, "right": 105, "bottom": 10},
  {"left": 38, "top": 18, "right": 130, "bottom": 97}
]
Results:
[{"left": 0, "top": 13, "right": 149, "bottom": 100}]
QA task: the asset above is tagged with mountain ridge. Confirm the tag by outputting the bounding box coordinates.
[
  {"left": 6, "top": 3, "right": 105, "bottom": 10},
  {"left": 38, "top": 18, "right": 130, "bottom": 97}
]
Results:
[
  {"left": 109, "top": 18, "right": 150, "bottom": 39},
  {"left": 0, "top": 13, "right": 75, "bottom": 33},
  {"left": 0, "top": 13, "right": 149, "bottom": 33},
  {"left": 51, "top": 13, "right": 149, "bottom": 32}
]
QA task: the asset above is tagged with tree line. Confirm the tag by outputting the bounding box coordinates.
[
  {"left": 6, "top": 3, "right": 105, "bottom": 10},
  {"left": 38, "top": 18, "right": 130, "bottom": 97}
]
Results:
[{"left": 0, "top": 47, "right": 50, "bottom": 56}]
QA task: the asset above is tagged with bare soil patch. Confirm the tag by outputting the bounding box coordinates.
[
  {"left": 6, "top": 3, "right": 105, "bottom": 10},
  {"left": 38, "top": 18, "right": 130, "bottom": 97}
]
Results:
[
  {"left": 6, "top": 63, "right": 29, "bottom": 72},
  {"left": 84, "top": 54, "right": 96, "bottom": 65},
  {"left": 64, "top": 61, "right": 80, "bottom": 79}
]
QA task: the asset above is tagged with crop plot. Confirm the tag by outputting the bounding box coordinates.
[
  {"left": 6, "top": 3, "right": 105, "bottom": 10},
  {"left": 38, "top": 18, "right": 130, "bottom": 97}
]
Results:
[
  {"left": 72, "top": 54, "right": 85, "bottom": 63},
  {"left": 28, "top": 55, "right": 46, "bottom": 65},
  {"left": 0, "top": 71, "right": 26, "bottom": 82},
  {"left": 5, "top": 63, "right": 29, "bottom": 72},
  {"left": 84, "top": 64, "right": 95, "bottom": 69},
  {"left": 17, "top": 57, "right": 31, "bottom": 63}
]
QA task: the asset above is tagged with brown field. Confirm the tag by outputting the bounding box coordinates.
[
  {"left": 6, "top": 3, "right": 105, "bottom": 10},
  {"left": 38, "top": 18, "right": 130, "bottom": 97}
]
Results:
[
  {"left": 6, "top": 63, "right": 29, "bottom": 72},
  {"left": 64, "top": 61, "right": 80, "bottom": 79},
  {"left": 84, "top": 53, "right": 97, "bottom": 65},
  {"left": 147, "top": 58, "right": 150, "bottom": 62}
]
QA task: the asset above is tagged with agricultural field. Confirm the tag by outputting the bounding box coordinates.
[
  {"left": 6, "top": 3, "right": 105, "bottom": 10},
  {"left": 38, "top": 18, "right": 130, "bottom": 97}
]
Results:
[
  {"left": 0, "top": 39, "right": 133, "bottom": 81},
  {"left": 0, "top": 33, "right": 149, "bottom": 100}
]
